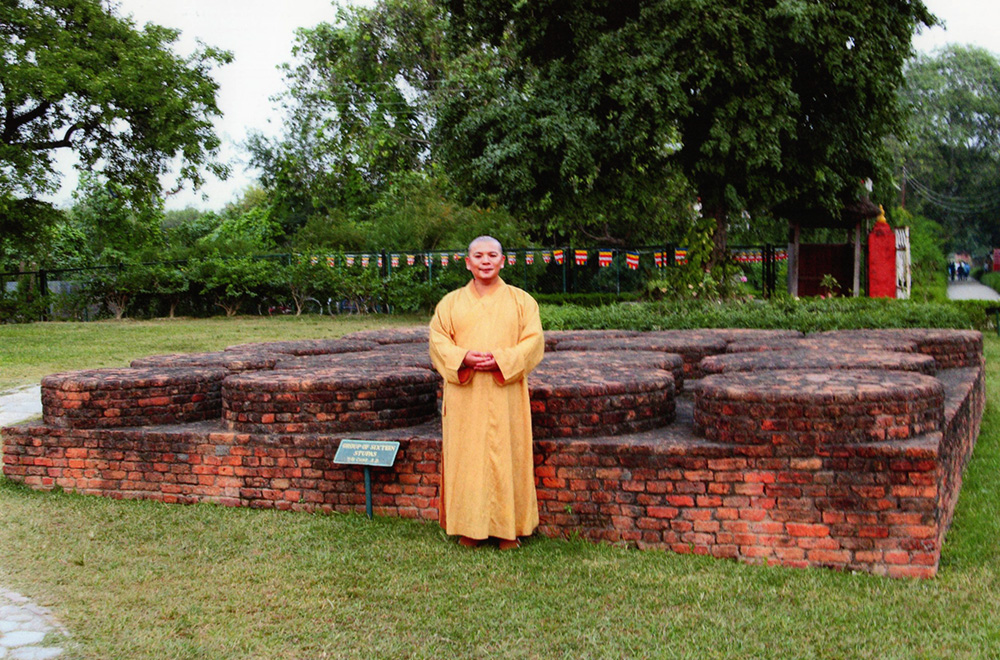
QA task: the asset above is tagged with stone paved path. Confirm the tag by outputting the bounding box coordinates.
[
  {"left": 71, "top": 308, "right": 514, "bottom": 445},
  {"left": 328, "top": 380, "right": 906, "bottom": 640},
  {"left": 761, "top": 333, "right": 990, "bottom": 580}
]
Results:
[
  {"left": 2, "top": 392, "right": 67, "bottom": 659},
  {"left": 0, "top": 590, "right": 66, "bottom": 659}
]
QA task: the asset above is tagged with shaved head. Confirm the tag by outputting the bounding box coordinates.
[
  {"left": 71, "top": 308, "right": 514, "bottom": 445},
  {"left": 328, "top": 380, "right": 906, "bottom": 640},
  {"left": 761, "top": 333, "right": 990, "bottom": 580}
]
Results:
[{"left": 468, "top": 235, "right": 502, "bottom": 255}]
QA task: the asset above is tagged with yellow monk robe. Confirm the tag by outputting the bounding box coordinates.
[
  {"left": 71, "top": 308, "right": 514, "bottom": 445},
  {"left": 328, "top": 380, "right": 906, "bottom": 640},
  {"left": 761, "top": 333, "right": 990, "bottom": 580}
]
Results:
[{"left": 429, "top": 278, "right": 545, "bottom": 540}]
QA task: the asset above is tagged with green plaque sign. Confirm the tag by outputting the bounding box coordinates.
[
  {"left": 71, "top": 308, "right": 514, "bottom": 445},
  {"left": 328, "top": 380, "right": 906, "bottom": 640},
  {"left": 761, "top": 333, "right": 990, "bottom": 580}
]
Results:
[{"left": 334, "top": 439, "right": 400, "bottom": 468}]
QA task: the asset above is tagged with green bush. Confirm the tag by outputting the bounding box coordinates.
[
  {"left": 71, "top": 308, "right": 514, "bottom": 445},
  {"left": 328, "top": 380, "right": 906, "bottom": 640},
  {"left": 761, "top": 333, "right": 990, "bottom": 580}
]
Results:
[{"left": 541, "top": 297, "right": 984, "bottom": 333}]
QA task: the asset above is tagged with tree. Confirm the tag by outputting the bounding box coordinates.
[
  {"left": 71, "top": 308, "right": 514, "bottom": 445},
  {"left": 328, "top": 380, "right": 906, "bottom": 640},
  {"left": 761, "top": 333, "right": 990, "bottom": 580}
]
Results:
[
  {"left": 440, "top": 0, "right": 934, "bottom": 259},
  {"left": 897, "top": 45, "right": 1000, "bottom": 253},
  {"left": 1, "top": 0, "right": 232, "bottom": 252},
  {"left": 247, "top": 0, "right": 445, "bottom": 238}
]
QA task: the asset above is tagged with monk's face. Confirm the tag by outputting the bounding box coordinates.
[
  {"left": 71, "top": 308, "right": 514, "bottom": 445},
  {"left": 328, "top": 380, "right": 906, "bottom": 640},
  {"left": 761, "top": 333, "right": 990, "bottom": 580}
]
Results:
[{"left": 466, "top": 239, "right": 504, "bottom": 284}]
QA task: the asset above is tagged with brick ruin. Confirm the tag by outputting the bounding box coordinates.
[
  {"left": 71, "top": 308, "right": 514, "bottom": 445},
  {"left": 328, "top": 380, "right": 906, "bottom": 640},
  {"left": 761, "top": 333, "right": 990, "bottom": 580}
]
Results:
[{"left": 1, "top": 326, "right": 985, "bottom": 578}]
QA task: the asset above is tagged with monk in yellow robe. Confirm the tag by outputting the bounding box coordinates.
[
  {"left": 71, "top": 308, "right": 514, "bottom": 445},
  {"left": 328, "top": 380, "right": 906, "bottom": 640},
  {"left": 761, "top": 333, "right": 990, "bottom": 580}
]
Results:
[{"left": 429, "top": 236, "right": 544, "bottom": 549}]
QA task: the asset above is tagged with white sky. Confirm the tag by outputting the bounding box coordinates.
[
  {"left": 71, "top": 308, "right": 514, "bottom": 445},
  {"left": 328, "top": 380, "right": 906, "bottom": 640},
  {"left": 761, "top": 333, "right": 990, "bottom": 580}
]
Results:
[{"left": 46, "top": 0, "right": 1000, "bottom": 212}]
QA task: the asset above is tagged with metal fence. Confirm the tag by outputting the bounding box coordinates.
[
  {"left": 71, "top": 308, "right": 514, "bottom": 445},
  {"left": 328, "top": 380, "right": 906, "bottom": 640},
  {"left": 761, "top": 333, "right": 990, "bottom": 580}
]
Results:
[{"left": 1, "top": 244, "right": 787, "bottom": 322}]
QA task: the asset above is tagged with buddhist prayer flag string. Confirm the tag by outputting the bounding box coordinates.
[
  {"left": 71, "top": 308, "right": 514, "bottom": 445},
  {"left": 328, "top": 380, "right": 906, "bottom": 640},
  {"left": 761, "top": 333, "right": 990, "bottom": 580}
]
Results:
[
  {"left": 553, "top": 249, "right": 564, "bottom": 265},
  {"left": 626, "top": 252, "right": 640, "bottom": 270},
  {"left": 674, "top": 249, "right": 688, "bottom": 265},
  {"left": 377, "top": 255, "right": 383, "bottom": 268},
  {"left": 391, "top": 255, "right": 400, "bottom": 268},
  {"left": 525, "top": 252, "right": 534, "bottom": 265},
  {"left": 327, "top": 256, "right": 336, "bottom": 268},
  {"left": 407, "top": 254, "right": 415, "bottom": 266},
  {"left": 440, "top": 254, "right": 449, "bottom": 267},
  {"left": 574, "top": 249, "right": 588, "bottom": 266},
  {"left": 654, "top": 251, "right": 664, "bottom": 268},
  {"left": 361, "top": 255, "right": 370, "bottom": 268},
  {"left": 598, "top": 250, "right": 613, "bottom": 267},
  {"left": 346, "top": 255, "right": 355, "bottom": 267},
  {"left": 542, "top": 251, "right": 551, "bottom": 264},
  {"left": 507, "top": 253, "right": 516, "bottom": 266}
]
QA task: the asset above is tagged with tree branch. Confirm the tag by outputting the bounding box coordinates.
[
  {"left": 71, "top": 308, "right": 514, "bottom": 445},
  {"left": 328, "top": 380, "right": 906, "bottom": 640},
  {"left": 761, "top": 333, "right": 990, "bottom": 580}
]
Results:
[{"left": 1, "top": 101, "right": 52, "bottom": 143}]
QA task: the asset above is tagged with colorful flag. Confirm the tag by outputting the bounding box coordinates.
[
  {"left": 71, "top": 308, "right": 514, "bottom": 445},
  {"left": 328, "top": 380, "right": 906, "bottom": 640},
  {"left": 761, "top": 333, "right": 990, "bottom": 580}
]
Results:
[
  {"left": 406, "top": 254, "right": 415, "bottom": 266},
  {"left": 654, "top": 251, "right": 664, "bottom": 268},
  {"left": 440, "top": 254, "right": 449, "bottom": 267},
  {"left": 453, "top": 252, "right": 463, "bottom": 262},
  {"left": 361, "top": 255, "right": 370, "bottom": 268},
  {"left": 598, "top": 250, "right": 613, "bottom": 267},
  {"left": 674, "top": 249, "right": 688, "bottom": 265},
  {"left": 327, "top": 256, "right": 336, "bottom": 268},
  {"left": 377, "top": 255, "right": 383, "bottom": 268},
  {"left": 542, "top": 251, "right": 552, "bottom": 264},
  {"left": 507, "top": 253, "right": 516, "bottom": 266},
  {"left": 424, "top": 254, "right": 430, "bottom": 267},
  {"left": 626, "top": 252, "right": 640, "bottom": 270},
  {"left": 310, "top": 256, "right": 319, "bottom": 265},
  {"left": 391, "top": 255, "right": 400, "bottom": 268},
  {"left": 574, "top": 249, "right": 588, "bottom": 266},
  {"left": 553, "top": 249, "right": 564, "bottom": 265},
  {"left": 346, "top": 255, "right": 355, "bottom": 267},
  {"left": 526, "top": 252, "right": 534, "bottom": 265}
]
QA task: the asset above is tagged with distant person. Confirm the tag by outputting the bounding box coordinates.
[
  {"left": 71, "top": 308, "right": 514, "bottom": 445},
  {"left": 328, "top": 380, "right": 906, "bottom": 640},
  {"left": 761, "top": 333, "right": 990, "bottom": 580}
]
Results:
[
  {"left": 948, "top": 262, "right": 956, "bottom": 281},
  {"left": 428, "top": 236, "right": 545, "bottom": 550}
]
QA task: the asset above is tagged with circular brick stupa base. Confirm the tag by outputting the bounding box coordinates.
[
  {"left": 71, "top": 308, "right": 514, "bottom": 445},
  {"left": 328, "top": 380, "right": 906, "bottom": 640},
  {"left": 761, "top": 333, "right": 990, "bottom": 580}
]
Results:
[
  {"left": 529, "top": 363, "right": 676, "bottom": 439},
  {"left": 222, "top": 368, "right": 439, "bottom": 434},
  {"left": 694, "top": 369, "right": 944, "bottom": 445},
  {"left": 700, "top": 349, "right": 937, "bottom": 376},
  {"left": 130, "top": 351, "right": 281, "bottom": 373},
  {"left": 41, "top": 367, "right": 226, "bottom": 429}
]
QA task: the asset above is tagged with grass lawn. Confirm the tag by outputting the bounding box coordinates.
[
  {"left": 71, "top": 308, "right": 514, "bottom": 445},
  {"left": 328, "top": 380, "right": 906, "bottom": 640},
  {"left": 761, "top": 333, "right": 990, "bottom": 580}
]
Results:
[{"left": 2, "top": 317, "right": 999, "bottom": 659}]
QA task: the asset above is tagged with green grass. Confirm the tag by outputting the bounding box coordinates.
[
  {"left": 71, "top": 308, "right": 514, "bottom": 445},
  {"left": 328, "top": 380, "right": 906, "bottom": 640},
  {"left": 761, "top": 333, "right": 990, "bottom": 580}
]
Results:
[
  {"left": 2, "top": 318, "right": 1000, "bottom": 658},
  {"left": 0, "top": 315, "right": 427, "bottom": 392}
]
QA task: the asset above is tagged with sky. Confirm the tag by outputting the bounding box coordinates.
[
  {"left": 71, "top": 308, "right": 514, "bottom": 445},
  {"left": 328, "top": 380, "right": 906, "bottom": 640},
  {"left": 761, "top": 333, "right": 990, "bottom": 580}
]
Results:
[{"left": 47, "top": 0, "right": 1000, "bottom": 212}]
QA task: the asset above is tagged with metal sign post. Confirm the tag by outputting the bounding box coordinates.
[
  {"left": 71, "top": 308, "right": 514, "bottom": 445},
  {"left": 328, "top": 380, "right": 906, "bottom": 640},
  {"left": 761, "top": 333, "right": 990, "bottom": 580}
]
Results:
[{"left": 333, "top": 439, "right": 401, "bottom": 519}]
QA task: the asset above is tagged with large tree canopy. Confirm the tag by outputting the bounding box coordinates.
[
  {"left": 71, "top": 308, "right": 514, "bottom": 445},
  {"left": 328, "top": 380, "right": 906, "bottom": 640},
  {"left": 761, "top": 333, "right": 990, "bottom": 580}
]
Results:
[
  {"left": 0, "top": 0, "right": 232, "bottom": 217},
  {"left": 257, "top": 0, "right": 933, "bottom": 254},
  {"left": 898, "top": 44, "right": 1000, "bottom": 252},
  {"left": 441, "top": 0, "right": 934, "bottom": 255}
]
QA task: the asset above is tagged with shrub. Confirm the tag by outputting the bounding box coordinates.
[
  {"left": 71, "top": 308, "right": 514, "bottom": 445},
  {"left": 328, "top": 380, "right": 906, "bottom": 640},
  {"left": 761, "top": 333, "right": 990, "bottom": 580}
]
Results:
[{"left": 541, "top": 298, "right": 983, "bottom": 333}]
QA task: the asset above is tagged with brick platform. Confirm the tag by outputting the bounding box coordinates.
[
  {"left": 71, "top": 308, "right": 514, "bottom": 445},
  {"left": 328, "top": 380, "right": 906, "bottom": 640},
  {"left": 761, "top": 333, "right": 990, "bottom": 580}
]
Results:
[
  {"left": 3, "top": 327, "right": 986, "bottom": 578},
  {"left": 41, "top": 367, "right": 225, "bottom": 429}
]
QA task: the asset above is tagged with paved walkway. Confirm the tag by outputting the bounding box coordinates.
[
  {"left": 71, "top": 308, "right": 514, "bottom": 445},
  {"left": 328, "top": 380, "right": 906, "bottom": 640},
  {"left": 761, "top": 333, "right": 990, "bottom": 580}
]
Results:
[
  {"left": 1, "top": 391, "right": 67, "bottom": 659},
  {"left": 946, "top": 279, "right": 1000, "bottom": 301},
  {"left": 0, "top": 387, "right": 41, "bottom": 428}
]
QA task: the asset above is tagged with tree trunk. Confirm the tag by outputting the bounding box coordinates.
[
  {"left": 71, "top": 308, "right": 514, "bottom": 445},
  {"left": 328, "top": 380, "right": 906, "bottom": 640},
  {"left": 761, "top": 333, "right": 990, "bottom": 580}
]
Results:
[{"left": 704, "top": 204, "right": 729, "bottom": 272}]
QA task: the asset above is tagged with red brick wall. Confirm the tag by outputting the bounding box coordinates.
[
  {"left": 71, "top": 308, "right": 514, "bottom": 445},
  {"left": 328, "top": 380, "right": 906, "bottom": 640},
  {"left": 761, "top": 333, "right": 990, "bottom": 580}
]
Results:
[{"left": 2, "top": 360, "right": 983, "bottom": 578}]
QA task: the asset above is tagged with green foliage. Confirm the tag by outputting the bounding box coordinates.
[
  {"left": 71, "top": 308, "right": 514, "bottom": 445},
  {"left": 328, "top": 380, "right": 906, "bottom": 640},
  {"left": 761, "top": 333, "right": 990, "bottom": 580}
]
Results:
[
  {"left": 441, "top": 0, "right": 934, "bottom": 252},
  {"left": 898, "top": 45, "right": 1000, "bottom": 254},
  {"left": 541, "top": 298, "right": 981, "bottom": 333},
  {"left": 0, "top": 198, "right": 65, "bottom": 269},
  {"left": 191, "top": 257, "right": 281, "bottom": 317},
  {"left": 0, "top": 0, "right": 231, "bottom": 248},
  {"left": 0, "top": 275, "right": 48, "bottom": 323},
  {"left": 66, "top": 173, "right": 163, "bottom": 260}
]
